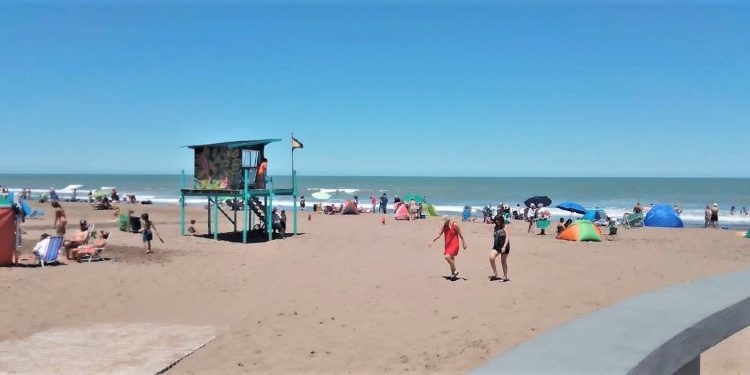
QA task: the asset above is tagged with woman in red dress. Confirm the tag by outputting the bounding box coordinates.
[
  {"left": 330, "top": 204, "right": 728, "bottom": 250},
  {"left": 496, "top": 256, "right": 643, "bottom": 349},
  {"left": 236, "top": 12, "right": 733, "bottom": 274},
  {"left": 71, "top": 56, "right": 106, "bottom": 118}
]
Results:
[{"left": 429, "top": 216, "right": 467, "bottom": 280}]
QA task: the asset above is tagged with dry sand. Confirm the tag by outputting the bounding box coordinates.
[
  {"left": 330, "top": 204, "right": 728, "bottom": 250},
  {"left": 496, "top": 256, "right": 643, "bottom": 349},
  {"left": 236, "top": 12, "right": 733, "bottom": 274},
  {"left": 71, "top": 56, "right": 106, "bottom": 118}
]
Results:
[{"left": 1, "top": 202, "right": 749, "bottom": 374}]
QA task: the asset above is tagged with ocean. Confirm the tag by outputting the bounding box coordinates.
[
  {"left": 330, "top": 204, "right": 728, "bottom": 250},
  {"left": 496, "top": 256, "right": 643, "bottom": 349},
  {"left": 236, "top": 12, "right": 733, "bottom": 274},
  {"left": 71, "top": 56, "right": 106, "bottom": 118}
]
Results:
[{"left": 2, "top": 174, "right": 749, "bottom": 228}]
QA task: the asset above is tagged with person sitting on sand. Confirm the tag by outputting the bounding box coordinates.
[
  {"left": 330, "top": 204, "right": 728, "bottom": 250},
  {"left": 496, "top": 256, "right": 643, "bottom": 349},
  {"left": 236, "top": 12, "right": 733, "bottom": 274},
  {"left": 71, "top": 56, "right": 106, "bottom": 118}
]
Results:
[
  {"left": 188, "top": 219, "right": 198, "bottom": 235},
  {"left": 271, "top": 207, "right": 285, "bottom": 238},
  {"left": 141, "top": 213, "right": 162, "bottom": 254},
  {"left": 556, "top": 218, "right": 566, "bottom": 236},
  {"left": 428, "top": 216, "right": 467, "bottom": 280},
  {"left": 71, "top": 231, "right": 109, "bottom": 261},
  {"left": 63, "top": 220, "right": 90, "bottom": 260},
  {"left": 489, "top": 212, "right": 511, "bottom": 282},
  {"left": 409, "top": 199, "right": 419, "bottom": 220}
]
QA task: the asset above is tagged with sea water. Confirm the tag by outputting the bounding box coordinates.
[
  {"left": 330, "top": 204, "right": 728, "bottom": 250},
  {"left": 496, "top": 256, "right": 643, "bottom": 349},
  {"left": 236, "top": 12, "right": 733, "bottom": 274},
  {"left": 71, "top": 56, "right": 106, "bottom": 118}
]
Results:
[{"left": 1, "top": 174, "right": 749, "bottom": 228}]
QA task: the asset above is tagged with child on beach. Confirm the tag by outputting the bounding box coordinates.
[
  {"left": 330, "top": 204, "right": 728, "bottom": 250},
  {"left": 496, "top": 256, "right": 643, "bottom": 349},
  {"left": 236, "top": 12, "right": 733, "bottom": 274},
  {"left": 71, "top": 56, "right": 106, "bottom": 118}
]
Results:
[
  {"left": 556, "top": 218, "right": 566, "bottom": 236},
  {"left": 489, "top": 213, "right": 511, "bottom": 282},
  {"left": 140, "top": 213, "right": 163, "bottom": 254},
  {"left": 429, "top": 216, "right": 467, "bottom": 280},
  {"left": 188, "top": 219, "right": 198, "bottom": 235}
]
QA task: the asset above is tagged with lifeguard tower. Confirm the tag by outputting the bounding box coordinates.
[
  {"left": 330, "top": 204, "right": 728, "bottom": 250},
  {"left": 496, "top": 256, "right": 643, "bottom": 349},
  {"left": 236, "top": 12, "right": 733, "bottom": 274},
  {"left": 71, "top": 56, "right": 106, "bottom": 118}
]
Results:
[{"left": 179, "top": 139, "right": 298, "bottom": 242}]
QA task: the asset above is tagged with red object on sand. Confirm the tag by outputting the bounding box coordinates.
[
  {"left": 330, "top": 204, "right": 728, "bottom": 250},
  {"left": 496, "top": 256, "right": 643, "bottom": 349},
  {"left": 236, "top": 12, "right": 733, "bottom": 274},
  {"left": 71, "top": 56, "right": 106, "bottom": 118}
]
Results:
[
  {"left": 0, "top": 208, "right": 15, "bottom": 266},
  {"left": 381, "top": 217, "right": 386, "bottom": 225},
  {"left": 308, "top": 214, "right": 311, "bottom": 221}
]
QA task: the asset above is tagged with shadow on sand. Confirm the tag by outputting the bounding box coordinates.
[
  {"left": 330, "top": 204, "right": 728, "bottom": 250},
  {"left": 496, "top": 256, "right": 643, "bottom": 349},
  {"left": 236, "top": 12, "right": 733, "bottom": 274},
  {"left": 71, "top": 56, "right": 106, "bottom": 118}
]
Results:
[{"left": 195, "top": 231, "right": 305, "bottom": 244}]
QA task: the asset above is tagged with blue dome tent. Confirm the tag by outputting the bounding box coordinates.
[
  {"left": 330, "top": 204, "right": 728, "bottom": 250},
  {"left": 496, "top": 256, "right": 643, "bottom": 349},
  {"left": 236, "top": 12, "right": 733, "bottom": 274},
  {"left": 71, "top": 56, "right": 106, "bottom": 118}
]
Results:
[{"left": 644, "top": 204, "right": 684, "bottom": 228}]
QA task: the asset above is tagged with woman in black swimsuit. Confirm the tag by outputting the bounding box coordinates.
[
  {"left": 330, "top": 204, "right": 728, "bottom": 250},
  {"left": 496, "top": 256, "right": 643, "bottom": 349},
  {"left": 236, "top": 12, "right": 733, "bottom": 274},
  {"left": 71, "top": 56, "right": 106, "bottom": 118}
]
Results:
[{"left": 489, "top": 213, "right": 511, "bottom": 282}]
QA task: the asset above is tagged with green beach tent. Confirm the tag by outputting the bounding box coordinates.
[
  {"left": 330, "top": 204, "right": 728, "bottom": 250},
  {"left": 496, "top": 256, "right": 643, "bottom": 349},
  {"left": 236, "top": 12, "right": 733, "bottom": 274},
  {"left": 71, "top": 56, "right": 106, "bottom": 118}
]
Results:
[
  {"left": 557, "top": 220, "right": 603, "bottom": 242},
  {"left": 423, "top": 203, "right": 439, "bottom": 217}
]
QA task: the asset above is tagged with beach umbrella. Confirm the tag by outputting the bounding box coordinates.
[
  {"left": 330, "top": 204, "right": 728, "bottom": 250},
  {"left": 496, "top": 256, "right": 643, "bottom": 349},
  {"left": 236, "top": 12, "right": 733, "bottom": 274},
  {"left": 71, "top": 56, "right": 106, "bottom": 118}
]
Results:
[
  {"left": 92, "top": 190, "right": 108, "bottom": 199},
  {"left": 402, "top": 193, "right": 425, "bottom": 203},
  {"left": 524, "top": 196, "right": 552, "bottom": 208},
  {"left": 557, "top": 220, "right": 602, "bottom": 242},
  {"left": 556, "top": 202, "right": 587, "bottom": 215},
  {"left": 311, "top": 192, "right": 331, "bottom": 200}
]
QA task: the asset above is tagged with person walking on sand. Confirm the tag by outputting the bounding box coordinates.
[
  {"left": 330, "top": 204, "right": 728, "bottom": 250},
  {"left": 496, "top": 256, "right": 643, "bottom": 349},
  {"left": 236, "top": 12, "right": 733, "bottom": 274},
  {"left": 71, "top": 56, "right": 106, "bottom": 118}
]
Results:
[
  {"left": 429, "top": 216, "right": 467, "bottom": 280},
  {"left": 140, "top": 213, "right": 163, "bottom": 254},
  {"left": 51, "top": 201, "right": 68, "bottom": 235},
  {"left": 370, "top": 196, "right": 377, "bottom": 213},
  {"left": 526, "top": 203, "right": 537, "bottom": 233},
  {"left": 300, "top": 196, "right": 305, "bottom": 211},
  {"left": 489, "top": 212, "right": 511, "bottom": 282}
]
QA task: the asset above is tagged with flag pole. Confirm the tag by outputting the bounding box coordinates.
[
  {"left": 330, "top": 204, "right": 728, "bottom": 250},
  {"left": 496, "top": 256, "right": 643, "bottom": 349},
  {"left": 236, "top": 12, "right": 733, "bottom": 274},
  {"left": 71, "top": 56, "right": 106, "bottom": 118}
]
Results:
[{"left": 292, "top": 132, "right": 298, "bottom": 236}]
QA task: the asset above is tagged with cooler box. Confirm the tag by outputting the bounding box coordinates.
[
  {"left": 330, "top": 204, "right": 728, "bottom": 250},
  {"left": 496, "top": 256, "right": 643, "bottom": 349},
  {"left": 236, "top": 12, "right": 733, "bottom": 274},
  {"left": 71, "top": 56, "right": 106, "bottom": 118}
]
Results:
[{"left": 0, "top": 208, "right": 16, "bottom": 266}]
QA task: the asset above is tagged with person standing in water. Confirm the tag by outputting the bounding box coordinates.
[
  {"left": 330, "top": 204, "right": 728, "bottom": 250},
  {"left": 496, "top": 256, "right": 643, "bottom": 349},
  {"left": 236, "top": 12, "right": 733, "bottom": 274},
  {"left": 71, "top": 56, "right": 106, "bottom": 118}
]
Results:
[
  {"left": 51, "top": 201, "right": 67, "bottom": 235},
  {"left": 489, "top": 212, "right": 511, "bottom": 282},
  {"left": 141, "top": 213, "right": 163, "bottom": 254},
  {"left": 710, "top": 203, "right": 720, "bottom": 228},
  {"left": 429, "top": 216, "right": 467, "bottom": 280}
]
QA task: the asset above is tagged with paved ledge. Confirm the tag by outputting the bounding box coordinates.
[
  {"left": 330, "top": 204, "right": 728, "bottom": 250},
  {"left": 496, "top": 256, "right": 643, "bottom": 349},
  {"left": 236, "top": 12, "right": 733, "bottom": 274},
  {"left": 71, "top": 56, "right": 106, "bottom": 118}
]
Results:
[{"left": 473, "top": 270, "right": 750, "bottom": 374}]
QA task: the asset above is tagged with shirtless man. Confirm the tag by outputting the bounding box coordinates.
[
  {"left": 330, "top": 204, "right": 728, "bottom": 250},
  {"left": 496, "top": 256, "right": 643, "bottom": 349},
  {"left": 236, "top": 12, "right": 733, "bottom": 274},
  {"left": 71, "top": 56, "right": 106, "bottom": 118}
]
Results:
[{"left": 63, "top": 220, "right": 90, "bottom": 260}]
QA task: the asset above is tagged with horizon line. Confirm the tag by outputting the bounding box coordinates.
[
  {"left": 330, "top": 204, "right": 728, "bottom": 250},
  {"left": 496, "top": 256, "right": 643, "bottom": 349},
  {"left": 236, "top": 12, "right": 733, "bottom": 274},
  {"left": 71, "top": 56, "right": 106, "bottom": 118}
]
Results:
[{"left": 1, "top": 173, "right": 749, "bottom": 179}]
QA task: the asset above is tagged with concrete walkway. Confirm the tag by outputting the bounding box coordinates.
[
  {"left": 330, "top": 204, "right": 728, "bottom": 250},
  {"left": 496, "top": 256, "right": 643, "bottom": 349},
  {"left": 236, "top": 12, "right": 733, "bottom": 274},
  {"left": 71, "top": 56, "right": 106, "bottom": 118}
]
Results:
[{"left": 0, "top": 323, "right": 216, "bottom": 375}]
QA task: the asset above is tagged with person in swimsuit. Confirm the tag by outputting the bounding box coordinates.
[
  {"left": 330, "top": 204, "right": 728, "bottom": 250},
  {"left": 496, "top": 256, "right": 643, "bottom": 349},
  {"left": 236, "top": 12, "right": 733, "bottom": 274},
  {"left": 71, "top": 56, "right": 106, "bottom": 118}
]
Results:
[
  {"left": 71, "top": 231, "right": 109, "bottom": 261},
  {"left": 710, "top": 203, "right": 720, "bottom": 228},
  {"left": 63, "top": 220, "right": 91, "bottom": 260},
  {"left": 489, "top": 213, "right": 511, "bottom": 281},
  {"left": 429, "top": 216, "right": 467, "bottom": 280},
  {"left": 140, "top": 213, "right": 162, "bottom": 254},
  {"left": 51, "top": 201, "right": 67, "bottom": 235}
]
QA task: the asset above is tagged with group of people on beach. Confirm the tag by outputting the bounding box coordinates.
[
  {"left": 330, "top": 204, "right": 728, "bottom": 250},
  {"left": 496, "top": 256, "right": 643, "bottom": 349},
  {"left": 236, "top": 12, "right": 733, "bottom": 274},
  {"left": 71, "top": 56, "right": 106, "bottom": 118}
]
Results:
[
  {"left": 429, "top": 212, "right": 511, "bottom": 282},
  {"left": 48, "top": 200, "right": 162, "bottom": 259}
]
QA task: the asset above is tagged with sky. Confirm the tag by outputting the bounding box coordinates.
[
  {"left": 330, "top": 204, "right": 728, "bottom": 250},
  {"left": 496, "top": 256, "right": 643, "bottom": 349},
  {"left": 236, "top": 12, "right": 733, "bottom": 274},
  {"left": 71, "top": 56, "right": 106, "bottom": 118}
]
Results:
[{"left": 0, "top": 1, "right": 748, "bottom": 177}]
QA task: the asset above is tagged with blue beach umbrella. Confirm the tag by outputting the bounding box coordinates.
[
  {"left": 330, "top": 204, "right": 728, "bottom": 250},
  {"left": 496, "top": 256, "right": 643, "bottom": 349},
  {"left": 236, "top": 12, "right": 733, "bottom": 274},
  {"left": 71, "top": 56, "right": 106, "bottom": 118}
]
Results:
[{"left": 556, "top": 202, "right": 587, "bottom": 215}]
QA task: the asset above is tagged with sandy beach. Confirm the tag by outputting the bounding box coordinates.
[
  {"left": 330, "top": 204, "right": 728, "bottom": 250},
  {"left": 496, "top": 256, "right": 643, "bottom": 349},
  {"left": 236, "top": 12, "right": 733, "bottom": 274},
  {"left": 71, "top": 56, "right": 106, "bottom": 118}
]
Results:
[{"left": 1, "top": 202, "right": 749, "bottom": 374}]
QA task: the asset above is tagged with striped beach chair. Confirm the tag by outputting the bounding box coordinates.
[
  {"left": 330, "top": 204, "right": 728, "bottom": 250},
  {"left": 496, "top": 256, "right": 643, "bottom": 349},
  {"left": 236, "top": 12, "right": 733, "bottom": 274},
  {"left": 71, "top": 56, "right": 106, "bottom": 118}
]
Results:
[{"left": 35, "top": 236, "right": 64, "bottom": 268}]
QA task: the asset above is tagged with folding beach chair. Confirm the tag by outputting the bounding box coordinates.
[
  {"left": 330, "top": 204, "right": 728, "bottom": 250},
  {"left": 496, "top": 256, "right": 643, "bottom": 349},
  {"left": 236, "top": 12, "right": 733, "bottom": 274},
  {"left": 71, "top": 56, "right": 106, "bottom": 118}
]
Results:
[
  {"left": 624, "top": 212, "right": 644, "bottom": 229},
  {"left": 77, "top": 232, "right": 110, "bottom": 263},
  {"left": 35, "top": 236, "right": 64, "bottom": 268}
]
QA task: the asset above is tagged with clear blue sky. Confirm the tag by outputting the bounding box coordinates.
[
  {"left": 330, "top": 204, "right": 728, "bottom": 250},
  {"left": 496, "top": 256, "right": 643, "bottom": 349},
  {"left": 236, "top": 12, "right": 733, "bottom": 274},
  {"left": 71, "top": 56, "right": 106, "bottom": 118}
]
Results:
[{"left": 1, "top": 1, "right": 748, "bottom": 177}]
